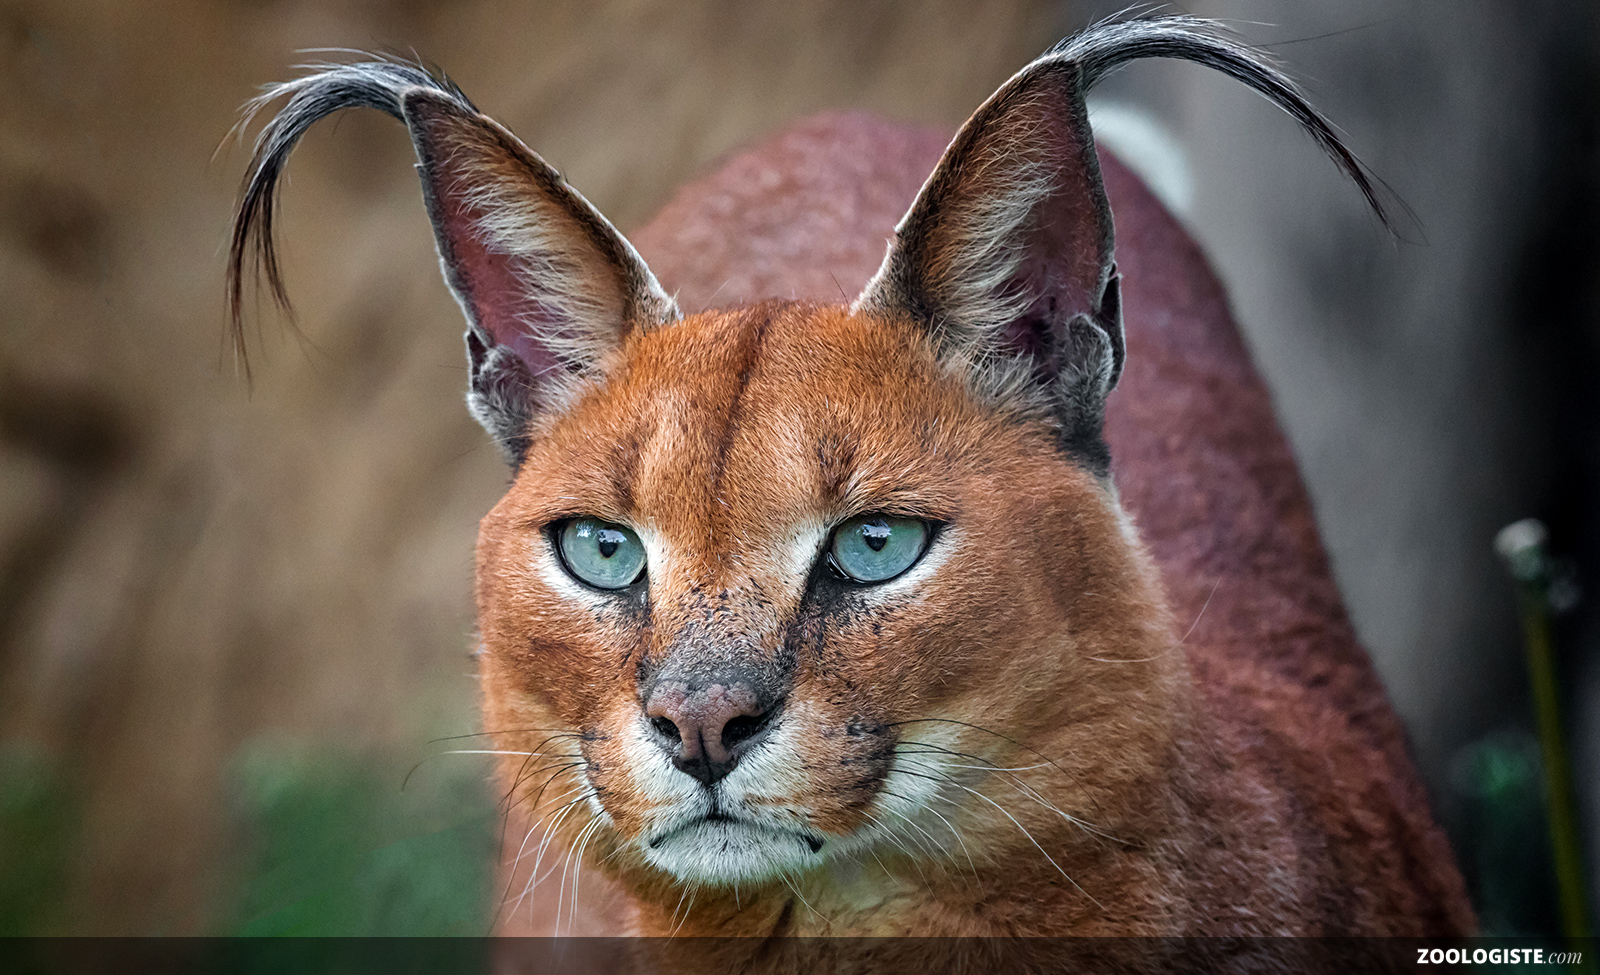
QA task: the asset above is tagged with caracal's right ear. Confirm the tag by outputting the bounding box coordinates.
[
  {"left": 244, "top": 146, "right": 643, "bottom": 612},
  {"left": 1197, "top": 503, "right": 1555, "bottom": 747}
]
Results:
[
  {"left": 228, "top": 60, "right": 679, "bottom": 467},
  {"left": 854, "top": 15, "right": 1393, "bottom": 479}
]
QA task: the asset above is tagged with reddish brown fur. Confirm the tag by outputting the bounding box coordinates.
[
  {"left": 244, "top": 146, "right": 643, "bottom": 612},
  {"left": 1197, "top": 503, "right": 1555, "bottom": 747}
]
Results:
[{"left": 484, "top": 112, "right": 1473, "bottom": 963}]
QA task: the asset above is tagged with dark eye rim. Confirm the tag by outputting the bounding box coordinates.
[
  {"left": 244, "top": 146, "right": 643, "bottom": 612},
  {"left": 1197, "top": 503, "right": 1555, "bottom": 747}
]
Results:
[
  {"left": 825, "top": 515, "right": 941, "bottom": 585},
  {"left": 549, "top": 517, "right": 649, "bottom": 592}
]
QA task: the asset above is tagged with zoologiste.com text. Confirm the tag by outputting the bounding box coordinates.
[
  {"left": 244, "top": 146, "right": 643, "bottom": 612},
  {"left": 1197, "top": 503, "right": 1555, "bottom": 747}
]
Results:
[{"left": 1417, "top": 947, "right": 1585, "bottom": 966}]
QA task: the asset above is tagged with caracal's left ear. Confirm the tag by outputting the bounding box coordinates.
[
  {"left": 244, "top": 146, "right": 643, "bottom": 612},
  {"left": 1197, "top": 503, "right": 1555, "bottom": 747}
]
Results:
[
  {"left": 855, "top": 15, "right": 1390, "bottom": 477},
  {"left": 229, "top": 60, "right": 679, "bottom": 468}
]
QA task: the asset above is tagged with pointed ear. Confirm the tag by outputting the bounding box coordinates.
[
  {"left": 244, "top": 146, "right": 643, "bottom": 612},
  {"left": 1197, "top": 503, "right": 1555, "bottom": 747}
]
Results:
[
  {"left": 229, "top": 61, "right": 678, "bottom": 467},
  {"left": 402, "top": 91, "right": 678, "bottom": 463},
  {"left": 854, "top": 56, "right": 1123, "bottom": 473},
  {"left": 855, "top": 16, "right": 1393, "bottom": 476}
]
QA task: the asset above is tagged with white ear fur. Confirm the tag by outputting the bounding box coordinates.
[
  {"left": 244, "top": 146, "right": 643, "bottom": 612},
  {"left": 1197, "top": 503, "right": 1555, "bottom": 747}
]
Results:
[
  {"left": 407, "top": 93, "right": 678, "bottom": 365},
  {"left": 448, "top": 136, "right": 637, "bottom": 370},
  {"left": 866, "top": 80, "right": 1112, "bottom": 338}
]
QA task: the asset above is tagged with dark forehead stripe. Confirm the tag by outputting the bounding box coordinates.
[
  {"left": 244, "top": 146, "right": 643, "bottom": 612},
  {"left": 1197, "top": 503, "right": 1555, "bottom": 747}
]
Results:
[
  {"left": 815, "top": 431, "right": 857, "bottom": 503},
  {"left": 706, "top": 302, "right": 778, "bottom": 506},
  {"left": 602, "top": 302, "right": 786, "bottom": 559},
  {"left": 607, "top": 422, "right": 648, "bottom": 513}
]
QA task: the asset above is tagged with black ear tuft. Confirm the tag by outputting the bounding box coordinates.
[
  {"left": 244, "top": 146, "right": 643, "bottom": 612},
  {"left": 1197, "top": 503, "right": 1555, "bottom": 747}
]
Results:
[{"left": 228, "top": 59, "right": 474, "bottom": 379}]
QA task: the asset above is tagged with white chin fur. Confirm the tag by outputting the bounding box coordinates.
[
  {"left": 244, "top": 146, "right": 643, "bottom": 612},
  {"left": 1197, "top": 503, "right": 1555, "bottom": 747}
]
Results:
[{"left": 641, "top": 817, "right": 823, "bottom": 885}]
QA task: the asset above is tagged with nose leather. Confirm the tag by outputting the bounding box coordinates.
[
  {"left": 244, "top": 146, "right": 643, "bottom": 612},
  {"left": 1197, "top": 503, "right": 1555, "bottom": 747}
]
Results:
[{"left": 646, "top": 678, "right": 767, "bottom": 785}]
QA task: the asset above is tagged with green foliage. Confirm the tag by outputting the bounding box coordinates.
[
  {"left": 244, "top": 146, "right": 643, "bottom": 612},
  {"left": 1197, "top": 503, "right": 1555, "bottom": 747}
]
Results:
[
  {"left": 0, "top": 746, "right": 78, "bottom": 936},
  {"left": 1450, "top": 729, "right": 1562, "bottom": 937},
  {"left": 224, "top": 739, "right": 498, "bottom": 938}
]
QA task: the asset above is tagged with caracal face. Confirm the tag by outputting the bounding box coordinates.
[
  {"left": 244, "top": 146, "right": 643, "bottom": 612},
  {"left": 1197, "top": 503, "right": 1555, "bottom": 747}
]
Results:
[{"left": 475, "top": 301, "right": 1161, "bottom": 889}]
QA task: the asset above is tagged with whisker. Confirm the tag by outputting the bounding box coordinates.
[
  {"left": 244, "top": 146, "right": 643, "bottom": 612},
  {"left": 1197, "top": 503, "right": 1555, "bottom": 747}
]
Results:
[
  {"left": 912, "top": 796, "right": 980, "bottom": 880},
  {"left": 402, "top": 746, "right": 565, "bottom": 791},
  {"left": 500, "top": 751, "right": 542, "bottom": 812},
  {"left": 511, "top": 796, "right": 585, "bottom": 921},
  {"left": 863, "top": 844, "right": 896, "bottom": 883},
  {"left": 563, "top": 813, "right": 605, "bottom": 937},
  {"left": 778, "top": 872, "right": 824, "bottom": 924},
  {"left": 892, "top": 741, "right": 1099, "bottom": 898},
  {"left": 894, "top": 749, "right": 1053, "bottom": 773},
  {"left": 511, "top": 784, "right": 588, "bottom": 865},
  {"left": 508, "top": 762, "right": 587, "bottom": 818},
  {"left": 526, "top": 801, "right": 585, "bottom": 894},
  {"left": 553, "top": 813, "right": 590, "bottom": 936},
  {"left": 882, "top": 803, "right": 949, "bottom": 859},
  {"left": 667, "top": 882, "right": 691, "bottom": 934},
  {"left": 896, "top": 751, "right": 1125, "bottom": 847},
  {"left": 1087, "top": 576, "right": 1220, "bottom": 663},
  {"left": 522, "top": 801, "right": 587, "bottom": 916},
  {"left": 491, "top": 751, "right": 545, "bottom": 895},
  {"left": 947, "top": 777, "right": 1106, "bottom": 913},
  {"left": 879, "top": 788, "right": 967, "bottom": 874},
  {"left": 895, "top": 737, "right": 1117, "bottom": 838},
  {"left": 499, "top": 731, "right": 592, "bottom": 808},
  {"left": 875, "top": 795, "right": 980, "bottom": 894},
  {"left": 858, "top": 809, "right": 931, "bottom": 887},
  {"left": 882, "top": 781, "right": 972, "bottom": 854},
  {"left": 668, "top": 883, "right": 699, "bottom": 937},
  {"left": 428, "top": 728, "right": 588, "bottom": 744},
  {"left": 888, "top": 718, "right": 1089, "bottom": 796},
  {"left": 492, "top": 820, "right": 541, "bottom": 932}
]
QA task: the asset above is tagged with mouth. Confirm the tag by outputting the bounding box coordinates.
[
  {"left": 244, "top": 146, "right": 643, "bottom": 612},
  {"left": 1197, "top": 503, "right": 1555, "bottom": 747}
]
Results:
[
  {"left": 649, "top": 810, "right": 826, "bottom": 852},
  {"left": 642, "top": 811, "right": 828, "bottom": 884}
]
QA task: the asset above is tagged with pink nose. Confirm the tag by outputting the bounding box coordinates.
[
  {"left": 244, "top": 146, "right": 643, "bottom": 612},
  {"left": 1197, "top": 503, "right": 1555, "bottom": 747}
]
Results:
[{"left": 645, "top": 679, "right": 772, "bottom": 786}]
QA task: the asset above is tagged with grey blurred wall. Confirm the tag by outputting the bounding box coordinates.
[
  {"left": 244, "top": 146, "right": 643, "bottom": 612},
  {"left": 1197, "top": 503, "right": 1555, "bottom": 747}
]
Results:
[{"left": 1080, "top": 0, "right": 1600, "bottom": 925}]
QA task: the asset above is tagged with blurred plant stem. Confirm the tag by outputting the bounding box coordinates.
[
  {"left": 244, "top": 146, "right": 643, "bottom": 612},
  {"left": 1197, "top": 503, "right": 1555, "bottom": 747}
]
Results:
[{"left": 1495, "top": 518, "right": 1593, "bottom": 957}]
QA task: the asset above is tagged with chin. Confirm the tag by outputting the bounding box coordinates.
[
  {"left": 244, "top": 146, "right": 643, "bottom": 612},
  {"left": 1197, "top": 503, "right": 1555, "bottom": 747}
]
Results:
[{"left": 641, "top": 815, "right": 828, "bottom": 886}]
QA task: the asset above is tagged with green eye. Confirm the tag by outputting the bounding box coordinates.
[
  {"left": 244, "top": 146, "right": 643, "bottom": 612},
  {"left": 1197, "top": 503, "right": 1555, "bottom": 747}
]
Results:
[
  {"left": 829, "top": 515, "right": 929, "bottom": 583},
  {"left": 558, "top": 518, "right": 647, "bottom": 590}
]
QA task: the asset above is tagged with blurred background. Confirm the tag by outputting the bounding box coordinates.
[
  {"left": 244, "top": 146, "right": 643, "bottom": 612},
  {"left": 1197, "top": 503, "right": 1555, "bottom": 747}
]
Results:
[{"left": 1, "top": 0, "right": 1595, "bottom": 937}]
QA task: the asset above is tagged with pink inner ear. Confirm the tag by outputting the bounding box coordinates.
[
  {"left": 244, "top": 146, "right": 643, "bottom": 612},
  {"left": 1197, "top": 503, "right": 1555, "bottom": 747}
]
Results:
[
  {"left": 1015, "top": 164, "right": 1107, "bottom": 322},
  {"left": 432, "top": 185, "right": 565, "bottom": 379},
  {"left": 407, "top": 94, "right": 582, "bottom": 382},
  {"left": 926, "top": 72, "right": 1113, "bottom": 360},
  {"left": 1004, "top": 86, "right": 1111, "bottom": 330}
]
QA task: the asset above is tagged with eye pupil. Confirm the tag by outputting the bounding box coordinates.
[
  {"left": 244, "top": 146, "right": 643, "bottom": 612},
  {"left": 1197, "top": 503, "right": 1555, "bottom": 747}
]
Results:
[
  {"left": 860, "top": 520, "right": 891, "bottom": 552},
  {"left": 830, "top": 515, "right": 929, "bottom": 583},
  {"left": 558, "top": 518, "right": 646, "bottom": 589}
]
